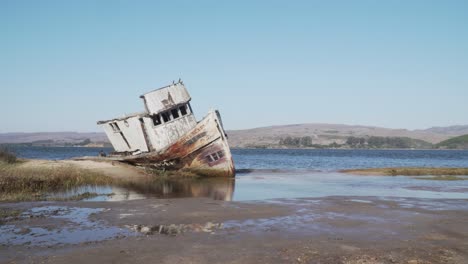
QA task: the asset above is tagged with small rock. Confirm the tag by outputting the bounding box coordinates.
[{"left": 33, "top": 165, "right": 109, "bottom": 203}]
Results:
[{"left": 140, "top": 226, "right": 151, "bottom": 234}]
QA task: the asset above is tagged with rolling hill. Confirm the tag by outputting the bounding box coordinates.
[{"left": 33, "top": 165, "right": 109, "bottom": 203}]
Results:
[
  {"left": 435, "top": 134, "right": 468, "bottom": 149},
  {"left": 2, "top": 124, "right": 468, "bottom": 149},
  {"left": 226, "top": 124, "right": 464, "bottom": 148}
]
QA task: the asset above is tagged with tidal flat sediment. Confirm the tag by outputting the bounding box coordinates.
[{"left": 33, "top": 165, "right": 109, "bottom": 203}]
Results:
[{"left": 1, "top": 196, "right": 468, "bottom": 263}]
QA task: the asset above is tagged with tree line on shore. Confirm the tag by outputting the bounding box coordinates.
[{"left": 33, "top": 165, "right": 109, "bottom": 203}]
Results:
[{"left": 278, "top": 135, "right": 435, "bottom": 149}]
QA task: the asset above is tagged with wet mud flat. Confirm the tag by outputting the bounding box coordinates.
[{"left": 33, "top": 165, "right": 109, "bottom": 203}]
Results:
[{"left": 1, "top": 196, "right": 468, "bottom": 264}]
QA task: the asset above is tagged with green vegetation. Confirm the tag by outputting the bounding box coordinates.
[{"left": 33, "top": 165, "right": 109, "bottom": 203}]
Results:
[
  {"left": 278, "top": 135, "right": 434, "bottom": 149},
  {"left": 279, "top": 136, "right": 314, "bottom": 147},
  {"left": 279, "top": 136, "right": 342, "bottom": 148},
  {"left": 341, "top": 167, "right": 468, "bottom": 176},
  {"left": 75, "top": 138, "right": 92, "bottom": 146},
  {"left": 435, "top": 134, "right": 468, "bottom": 149},
  {"left": 346, "top": 136, "right": 433, "bottom": 149}
]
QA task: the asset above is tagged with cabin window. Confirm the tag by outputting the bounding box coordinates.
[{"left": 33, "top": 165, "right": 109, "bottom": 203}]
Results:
[
  {"left": 205, "top": 150, "right": 225, "bottom": 163},
  {"left": 161, "top": 112, "right": 170, "bottom": 122},
  {"left": 171, "top": 109, "right": 180, "bottom": 119},
  {"left": 180, "top": 105, "right": 188, "bottom": 116},
  {"left": 152, "top": 115, "right": 162, "bottom": 126}
]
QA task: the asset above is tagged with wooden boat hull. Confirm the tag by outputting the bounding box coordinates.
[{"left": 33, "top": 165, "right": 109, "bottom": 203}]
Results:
[{"left": 120, "top": 110, "right": 235, "bottom": 177}]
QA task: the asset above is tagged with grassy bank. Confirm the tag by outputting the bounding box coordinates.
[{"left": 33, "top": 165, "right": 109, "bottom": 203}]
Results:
[
  {"left": 0, "top": 162, "right": 115, "bottom": 201},
  {"left": 341, "top": 167, "right": 468, "bottom": 176},
  {"left": 0, "top": 148, "right": 115, "bottom": 201},
  {"left": 0, "top": 148, "right": 208, "bottom": 202}
]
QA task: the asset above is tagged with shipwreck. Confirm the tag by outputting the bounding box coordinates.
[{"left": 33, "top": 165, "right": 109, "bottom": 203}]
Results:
[{"left": 97, "top": 80, "right": 235, "bottom": 177}]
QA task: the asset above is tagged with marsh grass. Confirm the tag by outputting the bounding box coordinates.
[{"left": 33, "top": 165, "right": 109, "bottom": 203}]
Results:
[
  {"left": 0, "top": 147, "right": 18, "bottom": 164},
  {"left": 0, "top": 161, "right": 203, "bottom": 202},
  {"left": 341, "top": 167, "right": 468, "bottom": 176},
  {"left": 145, "top": 168, "right": 200, "bottom": 178},
  {"left": 0, "top": 161, "right": 115, "bottom": 201}
]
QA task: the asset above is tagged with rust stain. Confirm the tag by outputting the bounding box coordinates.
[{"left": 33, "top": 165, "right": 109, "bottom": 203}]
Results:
[{"left": 98, "top": 80, "right": 235, "bottom": 177}]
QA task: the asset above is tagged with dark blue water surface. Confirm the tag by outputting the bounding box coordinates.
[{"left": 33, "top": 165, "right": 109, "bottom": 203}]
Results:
[
  {"left": 231, "top": 149, "right": 468, "bottom": 171},
  {"left": 8, "top": 146, "right": 468, "bottom": 171}
]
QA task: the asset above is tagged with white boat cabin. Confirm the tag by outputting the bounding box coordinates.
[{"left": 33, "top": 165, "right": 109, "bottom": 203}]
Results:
[{"left": 98, "top": 81, "right": 198, "bottom": 154}]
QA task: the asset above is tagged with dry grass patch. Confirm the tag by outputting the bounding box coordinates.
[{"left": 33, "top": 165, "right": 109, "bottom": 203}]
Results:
[
  {"left": 0, "top": 161, "right": 115, "bottom": 202},
  {"left": 0, "top": 147, "right": 18, "bottom": 164}
]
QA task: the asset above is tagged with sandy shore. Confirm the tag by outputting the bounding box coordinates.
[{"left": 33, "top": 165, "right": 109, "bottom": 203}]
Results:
[
  {"left": 17, "top": 158, "right": 148, "bottom": 180},
  {"left": 1, "top": 196, "right": 468, "bottom": 264}
]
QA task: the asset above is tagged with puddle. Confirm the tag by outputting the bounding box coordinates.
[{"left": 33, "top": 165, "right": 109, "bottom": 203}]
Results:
[{"left": 0, "top": 206, "right": 134, "bottom": 246}]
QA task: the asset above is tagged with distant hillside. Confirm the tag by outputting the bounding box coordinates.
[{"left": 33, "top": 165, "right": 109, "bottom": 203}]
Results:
[
  {"left": 419, "top": 125, "right": 468, "bottom": 136},
  {"left": 0, "top": 132, "right": 108, "bottom": 145},
  {"left": 226, "top": 123, "right": 459, "bottom": 148},
  {"left": 435, "top": 134, "right": 468, "bottom": 149},
  {"left": 2, "top": 123, "right": 468, "bottom": 149}
]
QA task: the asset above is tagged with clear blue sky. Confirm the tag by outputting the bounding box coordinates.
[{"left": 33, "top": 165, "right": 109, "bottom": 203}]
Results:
[{"left": 1, "top": 0, "right": 467, "bottom": 133}]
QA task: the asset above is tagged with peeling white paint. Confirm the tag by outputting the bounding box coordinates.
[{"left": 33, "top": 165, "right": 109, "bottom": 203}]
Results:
[{"left": 98, "top": 81, "right": 197, "bottom": 154}]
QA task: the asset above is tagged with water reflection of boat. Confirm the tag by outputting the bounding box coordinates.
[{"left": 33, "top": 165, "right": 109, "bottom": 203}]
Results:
[
  {"left": 97, "top": 80, "right": 235, "bottom": 177},
  {"left": 120, "top": 178, "right": 235, "bottom": 201},
  {"left": 51, "top": 178, "right": 235, "bottom": 201}
]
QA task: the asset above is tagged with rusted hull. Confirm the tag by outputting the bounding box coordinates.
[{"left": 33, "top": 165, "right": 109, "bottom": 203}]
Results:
[{"left": 121, "top": 111, "right": 235, "bottom": 177}]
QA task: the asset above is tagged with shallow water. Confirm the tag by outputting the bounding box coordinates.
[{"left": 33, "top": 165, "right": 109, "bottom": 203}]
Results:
[
  {"left": 233, "top": 149, "right": 468, "bottom": 170},
  {"left": 0, "top": 206, "right": 133, "bottom": 246},
  {"left": 50, "top": 171, "right": 468, "bottom": 202},
  {"left": 7, "top": 146, "right": 468, "bottom": 201},
  {"left": 233, "top": 171, "right": 468, "bottom": 201}
]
